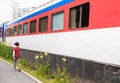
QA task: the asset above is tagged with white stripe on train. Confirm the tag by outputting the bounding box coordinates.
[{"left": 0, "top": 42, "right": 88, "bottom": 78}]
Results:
[{"left": 6, "top": 27, "right": 120, "bottom": 66}]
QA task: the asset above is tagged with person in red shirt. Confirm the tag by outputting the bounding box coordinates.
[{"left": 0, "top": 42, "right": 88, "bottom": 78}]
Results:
[{"left": 13, "top": 42, "right": 21, "bottom": 72}]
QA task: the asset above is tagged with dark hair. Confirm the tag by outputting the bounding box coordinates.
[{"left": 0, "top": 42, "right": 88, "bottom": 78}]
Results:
[{"left": 14, "top": 42, "right": 20, "bottom": 46}]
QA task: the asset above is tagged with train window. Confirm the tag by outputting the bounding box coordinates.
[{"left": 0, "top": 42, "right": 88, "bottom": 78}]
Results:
[
  {"left": 39, "top": 16, "right": 48, "bottom": 32},
  {"left": 30, "top": 20, "right": 36, "bottom": 34},
  {"left": 23, "top": 23, "right": 28, "bottom": 34},
  {"left": 6, "top": 29, "right": 10, "bottom": 36},
  {"left": 10, "top": 28, "right": 13, "bottom": 36},
  {"left": 13, "top": 26, "right": 17, "bottom": 36},
  {"left": 18, "top": 24, "right": 22, "bottom": 35},
  {"left": 69, "top": 2, "right": 90, "bottom": 29},
  {"left": 52, "top": 11, "right": 64, "bottom": 31}
]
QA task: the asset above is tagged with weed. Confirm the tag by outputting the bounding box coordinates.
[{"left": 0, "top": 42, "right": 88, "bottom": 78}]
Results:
[{"left": 53, "top": 66, "right": 72, "bottom": 83}]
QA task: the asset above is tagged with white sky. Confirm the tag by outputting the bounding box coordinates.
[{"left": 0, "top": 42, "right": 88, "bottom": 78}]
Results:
[{"left": 0, "top": 0, "right": 51, "bottom": 24}]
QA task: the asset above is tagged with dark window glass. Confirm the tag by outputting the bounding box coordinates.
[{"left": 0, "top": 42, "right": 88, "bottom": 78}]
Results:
[
  {"left": 39, "top": 16, "right": 48, "bottom": 32},
  {"left": 18, "top": 24, "right": 22, "bottom": 35},
  {"left": 10, "top": 28, "right": 13, "bottom": 36},
  {"left": 30, "top": 20, "right": 36, "bottom": 34},
  {"left": 13, "top": 26, "right": 17, "bottom": 36}
]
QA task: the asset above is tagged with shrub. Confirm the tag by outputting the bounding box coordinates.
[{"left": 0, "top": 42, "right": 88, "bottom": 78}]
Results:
[
  {"left": 53, "top": 67, "right": 72, "bottom": 83},
  {"left": 36, "top": 52, "right": 52, "bottom": 79},
  {"left": 0, "top": 43, "right": 13, "bottom": 60}
]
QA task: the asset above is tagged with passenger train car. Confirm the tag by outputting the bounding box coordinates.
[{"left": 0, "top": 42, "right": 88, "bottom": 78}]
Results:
[
  {"left": 3, "top": 0, "right": 120, "bottom": 82},
  {"left": 5, "top": 0, "right": 120, "bottom": 66}
]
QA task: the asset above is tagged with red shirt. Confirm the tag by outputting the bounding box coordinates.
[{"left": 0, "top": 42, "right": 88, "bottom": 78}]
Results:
[{"left": 13, "top": 46, "right": 21, "bottom": 59}]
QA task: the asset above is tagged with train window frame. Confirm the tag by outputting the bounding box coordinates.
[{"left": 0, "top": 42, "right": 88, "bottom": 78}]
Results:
[
  {"left": 13, "top": 26, "right": 17, "bottom": 36},
  {"left": 52, "top": 11, "right": 64, "bottom": 31},
  {"left": 23, "top": 22, "right": 28, "bottom": 35},
  {"left": 18, "top": 24, "right": 22, "bottom": 35},
  {"left": 69, "top": 2, "right": 90, "bottom": 29},
  {"left": 39, "top": 16, "right": 48, "bottom": 32},
  {"left": 30, "top": 20, "right": 36, "bottom": 34},
  {"left": 10, "top": 28, "right": 13, "bottom": 36}
]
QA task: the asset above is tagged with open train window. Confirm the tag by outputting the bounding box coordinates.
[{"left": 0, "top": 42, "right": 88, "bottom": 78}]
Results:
[
  {"left": 18, "top": 24, "right": 22, "bottom": 35},
  {"left": 39, "top": 16, "right": 48, "bottom": 32},
  {"left": 30, "top": 20, "right": 36, "bottom": 34},
  {"left": 13, "top": 26, "right": 17, "bottom": 36},
  {"left": 69, "top": 2, "right": 90, "bottom": 29},
  {"left": 52, "top": 11, "right": 64, "bottom": 31},
  {"left": 23, "top": 23, "right": 28, "bottom": 34}
]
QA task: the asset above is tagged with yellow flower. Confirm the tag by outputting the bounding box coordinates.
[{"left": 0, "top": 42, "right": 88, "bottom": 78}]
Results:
[
  {"left": 34, "top": 55, "right": 39, "bottom": 60},
  {"left": 40, "top": 55, "right": 43, "bottom": 59},
  {"left": 62, "top": 57, "right": 66, "bottom": 62},
  {"left": 44, "top": 52, "right": 48, "bottom": 56}
]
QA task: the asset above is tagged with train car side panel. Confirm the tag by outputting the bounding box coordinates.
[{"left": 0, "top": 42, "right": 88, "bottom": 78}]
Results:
[
  {"left": 5, "top": 0, "right": 120, "bottom": 67},
  {"left": 6, "top": 26, "right": 120, "bottom": 66}
]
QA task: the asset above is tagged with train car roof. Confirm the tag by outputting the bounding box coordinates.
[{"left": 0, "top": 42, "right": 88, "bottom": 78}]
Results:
[{"left": 6, "top": 0, "right": 74, "bottom": 26}]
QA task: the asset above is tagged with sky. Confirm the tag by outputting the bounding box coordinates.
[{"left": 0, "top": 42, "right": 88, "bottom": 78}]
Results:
[{"left": 0, "top": 0, "right": 51, "bottom": 24}]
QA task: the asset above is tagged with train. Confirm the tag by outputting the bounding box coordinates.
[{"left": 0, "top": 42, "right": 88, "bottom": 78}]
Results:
[{"left": 1, "top": 0, "right": 120, "bottom": 82}]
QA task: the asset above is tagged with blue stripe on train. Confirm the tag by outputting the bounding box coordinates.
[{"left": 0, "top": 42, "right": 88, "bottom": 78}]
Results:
[{"left": 7, "top": 0, "right": 74, "bottom": 26}]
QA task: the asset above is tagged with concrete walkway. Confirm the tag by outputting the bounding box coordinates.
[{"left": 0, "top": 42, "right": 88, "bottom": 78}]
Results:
[{"left": 0, "top": 58, "right": 42, "bottom": 83}]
